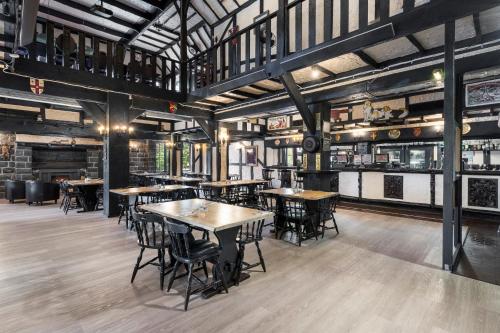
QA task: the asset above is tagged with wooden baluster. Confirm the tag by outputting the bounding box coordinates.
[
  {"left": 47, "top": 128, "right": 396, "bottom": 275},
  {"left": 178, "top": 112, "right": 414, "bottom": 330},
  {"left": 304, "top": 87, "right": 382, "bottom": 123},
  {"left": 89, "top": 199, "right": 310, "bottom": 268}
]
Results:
[
  {"left": 265, "top": 19, "right": 271, "bottom": 64},
  {"left": 220, "top": 43, "right": 226, "bottom": 80},
  {"left": 379, "top": 0, "right": 389, "bottom": 21},
  {"left": 78, "top": 32, "right": 85, "bottom": 71},
  {"left": 309, "top": 0, "right": 316, "bottom": 47},
  {"left": 170, "top": 60, "right": 176, "bottom": 90},
  {"left": 295, "top": 2, "right": 302, "bottom": 52},
  {"left": 92, "top": 37, "right": 99, "bottom": 74},
  {"left": 115, "top": 43, "right": 124, "bottom": 79},
  {"left": 324, "top": 0, "right": 333, "bottom": 41},
  {"left": 340, "top": 0, "right": 349, "bottom": 36},
  {"left": 129, "top": 47, "right": 136, "bottom": 82},
  {"left": 46, "top": 22, "right": 54, "bottom": 65},
  {"left": 106, "top": 41, "right": 113, "bottom": 78},
  {"left": 235, "top": 35, "right": 241, "bottom": 74},
  {"left": 194, "top": 58, "right": 198, "bottom": 88},
  {"left": 245, "top": 31, "right": 250, "bottom": 72},
  {"left": 359, "top": 0, "right": 368, "bottom": 29},
  {"left": 63, "top": 27, "right": 71, "bottom": 68},
  {"left": 403, "top": 0, "right": 415, "bottom": 12},
  {"left": 211, "top": 47, "right": 217, "bottom": 83},
  {"left": 228, "top": 37, "right": 234, "bottom": 77},
  {"left": 254, "top": 25, "right": 261, "bottom": 67},
  {"left": 151, "top": 55, "right": 157, "bottom": 87},
  {"left": 141, "top": 52, "right": 146, "bottom": 84},
  {"left": 161, "top": 57, "right": 167, "bottom": 90}
]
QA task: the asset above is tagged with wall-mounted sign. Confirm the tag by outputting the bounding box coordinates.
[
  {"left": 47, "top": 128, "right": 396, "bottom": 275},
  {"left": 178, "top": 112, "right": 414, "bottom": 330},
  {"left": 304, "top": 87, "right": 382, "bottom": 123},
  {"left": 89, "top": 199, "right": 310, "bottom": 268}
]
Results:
[
  {"left": 465, "top": 79, "right": 500, "bottom": 107},
  {"left": 267, "top": 116, "right": 290, "bottom": 130},
  {"left": 363, "top": 101, "right": 408, "bottom": 122},
  {"left": 369, "top": 131, "right": 377, "bottom": 140},
  {"left": 30, "top": 78, "right": 44, "bottom": 95},
  {"left": 331, "top": 108, "right": 349, "bottom": 123}
]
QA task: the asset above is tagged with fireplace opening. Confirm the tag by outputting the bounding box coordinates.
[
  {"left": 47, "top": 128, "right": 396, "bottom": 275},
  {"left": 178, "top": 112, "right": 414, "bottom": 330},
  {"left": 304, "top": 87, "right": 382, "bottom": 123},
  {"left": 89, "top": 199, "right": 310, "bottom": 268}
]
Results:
[{"left": 32, "top": 147, "right": 87, "bottom": 183}]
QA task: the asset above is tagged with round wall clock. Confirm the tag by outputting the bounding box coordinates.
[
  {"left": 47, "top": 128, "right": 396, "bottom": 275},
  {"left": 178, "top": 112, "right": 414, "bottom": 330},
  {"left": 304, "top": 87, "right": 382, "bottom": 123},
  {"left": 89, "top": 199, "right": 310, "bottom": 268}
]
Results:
[
  {"left": 388, "top": 129, "right": 401, "bottom": 139},
  {"left": 302, "top": 135, "right": 320, "bottom": 153}
]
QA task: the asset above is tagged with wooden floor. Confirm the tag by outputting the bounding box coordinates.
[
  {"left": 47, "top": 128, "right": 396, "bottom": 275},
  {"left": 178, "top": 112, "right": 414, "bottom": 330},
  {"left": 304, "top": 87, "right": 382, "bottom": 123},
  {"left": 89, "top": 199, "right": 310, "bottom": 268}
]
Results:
[{"left": 1, "top": 200, "right": 500, "bottom": 333}]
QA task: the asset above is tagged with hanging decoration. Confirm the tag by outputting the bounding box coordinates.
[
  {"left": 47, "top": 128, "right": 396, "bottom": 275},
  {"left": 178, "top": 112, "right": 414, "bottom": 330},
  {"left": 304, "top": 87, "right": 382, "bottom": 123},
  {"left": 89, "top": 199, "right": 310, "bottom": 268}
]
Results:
[
  {"left": 369, "top": 131, "right": 378, "bottom": 140},
  {"left": 463, "top": 123, "right": 471, "bottom": 135},
  {"left": 168, "top": 102, "right": 177, "bottom": 113},
  {"left": 388, "top": 129, "right": 401, "bottom": 139},
  {"left": 30, "top": 78, "right": 44, "bottom": 95},
  {"left": 0, "top": 133, "right": 15, "bottom": 160},
  {"left": 362, "top": 101, "right": 408, "bottom": 123}
]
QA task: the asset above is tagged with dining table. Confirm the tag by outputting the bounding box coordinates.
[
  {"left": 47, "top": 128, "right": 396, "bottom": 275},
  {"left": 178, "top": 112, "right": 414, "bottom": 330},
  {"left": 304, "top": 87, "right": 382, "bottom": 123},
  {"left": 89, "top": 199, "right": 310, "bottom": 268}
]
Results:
[
  {"left": 150, "top": 175, "right": 205, "bottom": 185},
  {"left": 199, "top": 179, "right": 268, "bottom": 199},
  {"left": 141, "top": 198, "right": 274, "bottom": 297},
  {"left": 259, "top": 188, "right": 339, "bottom": 233},
  {"left": 66, "top": 179, "right": 104, "bottom": 212}
]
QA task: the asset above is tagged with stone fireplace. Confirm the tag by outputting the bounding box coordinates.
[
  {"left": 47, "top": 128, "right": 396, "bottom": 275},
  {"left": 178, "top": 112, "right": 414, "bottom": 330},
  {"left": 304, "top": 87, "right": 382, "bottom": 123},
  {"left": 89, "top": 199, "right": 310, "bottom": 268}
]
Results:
[{"left": 33, "top": 147, "right": 87, "bottom": 183}]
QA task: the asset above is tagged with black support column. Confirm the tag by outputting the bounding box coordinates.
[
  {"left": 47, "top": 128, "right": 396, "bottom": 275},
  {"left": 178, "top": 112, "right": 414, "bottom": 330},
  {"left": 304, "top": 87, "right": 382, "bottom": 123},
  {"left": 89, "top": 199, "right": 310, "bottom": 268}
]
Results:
[
  {"left": 103, "top": 92, "right": 130, "bottom": 217},
  {"left": 442, "top": 20, "right": 463, "bottom": 270}
]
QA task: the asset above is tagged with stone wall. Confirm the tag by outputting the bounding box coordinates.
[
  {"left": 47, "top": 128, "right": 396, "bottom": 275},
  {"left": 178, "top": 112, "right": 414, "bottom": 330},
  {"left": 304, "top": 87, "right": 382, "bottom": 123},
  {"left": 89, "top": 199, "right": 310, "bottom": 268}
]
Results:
[
  {"left": 86, "top": 149, "right": 101, "bottom": 178},
  {"left": 129, "top": 140, "right": 156, "bottom": 173},
  {"left": 0, "top": 143, "right": 33, "bottom": 198}
]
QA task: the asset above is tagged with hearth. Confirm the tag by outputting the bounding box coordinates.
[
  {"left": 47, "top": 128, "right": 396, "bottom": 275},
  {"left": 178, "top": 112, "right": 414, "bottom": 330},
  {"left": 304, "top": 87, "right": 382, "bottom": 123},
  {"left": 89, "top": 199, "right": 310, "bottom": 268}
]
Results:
[{"left": 32, "top": 147, "right": 87, "bottom": 183}]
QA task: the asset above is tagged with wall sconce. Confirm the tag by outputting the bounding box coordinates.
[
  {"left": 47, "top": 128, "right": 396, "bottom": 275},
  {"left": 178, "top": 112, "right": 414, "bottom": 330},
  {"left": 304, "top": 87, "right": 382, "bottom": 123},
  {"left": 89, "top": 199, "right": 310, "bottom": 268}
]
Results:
[
  {"left": 432, "top": 69, "right": 443, "bottom": 83},
  {"left": 165, "top": 140, "right": 174, "bottom": 148},
  {"left": 129, "top": 141, "right": 139, "bottom": 150},
  {"left": 218, "top": 128, "right": 229, "bottom": 145},
  {"left": 194, "top": 143, "right": 201, "bottom": 150}
]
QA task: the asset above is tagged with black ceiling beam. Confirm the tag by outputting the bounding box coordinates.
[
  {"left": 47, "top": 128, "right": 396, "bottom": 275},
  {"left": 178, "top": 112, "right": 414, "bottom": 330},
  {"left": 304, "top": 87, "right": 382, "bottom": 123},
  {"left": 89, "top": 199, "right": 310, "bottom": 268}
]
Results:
[
  {"left": 248, "top": 84, "right": 276, "bottom": 94},
  {"left": 104, "top": 0, "right": 154, "bottom": 22},
  {"left": 127, "top": 0, "right": 176, "bottom": 45},
  {"left": 220, "top": 93, "right": 245, "bottom": 101},
  {"left": 38, "top": 6, "right": 130, "bottom": 40},
  {"left": 157, "top": 21, "right": 206, "bottom": 56},
  {"left": 40, "top": 0, "right": 141, "bottom": 33},
  {"left": 313, "top": 64, "right": 336, "bottom": 77},
  {"left": 77, "top": 101, "right": 106, "bottom": 125},
  {"left": 215, "top": 48, "right": 500, "bottom": 120},
  {"left": 189, "top": 2, "right": 211, "bottom": 26},
  {"left": 406, "top": 34, "right": 426, "bottom": 54},
  {"left": 279, "top": 72, "right": 315, "bottom": 134},
  {"left": 231, "top": 89, "right": 261, "bottom": 99},
  {"left": 354, "top": 50, "right": 380, "bottom": 69},
  {"left": 0, "top": 116, "right": 100, "bottom": 137},
  {"left": 195, "top": 118, "right": 216, "bottom": 143},
  {"left": 473, "top": 12, "right": 482, "bottom": 42},
  {"left": 11, "top": 58, "right": 184, "bottom": 102},
  {"left": 209, "top": 0, "right": 259, "bottom": 29},
  {"left": 131, "top": 96, "right": 212, "bottom": 119}
]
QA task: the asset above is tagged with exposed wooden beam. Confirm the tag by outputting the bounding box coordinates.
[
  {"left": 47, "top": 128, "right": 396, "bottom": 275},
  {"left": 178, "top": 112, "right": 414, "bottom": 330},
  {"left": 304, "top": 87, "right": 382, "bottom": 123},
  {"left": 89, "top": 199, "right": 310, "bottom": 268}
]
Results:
[
  {"left": 473, "top": 12, "right": 482, "bottom": 42},
  {"left": 354, "top": 50, "right": 380, "bottom": 69},
  {"left": 279, "top": 72, "right": 315, "bottom": 134},
  {"left": 78, "top": 101, "right": 106, "bottom": 125},
  {"left": 195, "top": 118, "right": 216, "bottom": 143},
  {"left": 407, "top": 34, "right": 426, "bottom": 54},
  {"left": 127, "top": 0, "right": 176, "bottom": 45}
]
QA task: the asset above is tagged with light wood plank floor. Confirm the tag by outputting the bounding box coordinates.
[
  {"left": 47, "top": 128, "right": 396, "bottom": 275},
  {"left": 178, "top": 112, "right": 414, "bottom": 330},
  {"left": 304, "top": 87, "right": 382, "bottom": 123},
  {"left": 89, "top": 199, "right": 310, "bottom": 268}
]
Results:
[{"left": 1, "top": 200, "right": 499, "bottom": 333}]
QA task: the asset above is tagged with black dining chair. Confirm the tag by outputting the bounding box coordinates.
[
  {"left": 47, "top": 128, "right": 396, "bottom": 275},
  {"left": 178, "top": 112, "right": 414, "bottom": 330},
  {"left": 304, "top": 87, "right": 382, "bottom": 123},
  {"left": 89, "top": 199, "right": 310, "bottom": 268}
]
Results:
[
  {"left": 235, "top": 219, "right": 266, "bottom": 282},
  {"left": 229, "top": 174, "right": 240, "bottom": 181},
  {"left": 60, "top": 181, "right": 81, "bottom": 214},
  {"left": 262, "top": 169, "right": 274, "bottom": 189},
  {"left": 130, "top": 212, "right": 172, "bottom": 290},
  {"left": 165, "top": 220, "right": 228, "bottom": 311},
  {"left": 118, "top": 196, "right": 132, "bottom": 229},
  {"left": 282, "top": 197, "right": 317, "bottom": 246},
  {"left": 258, "top": 192, "right": 279, "bottom": 236},
  {"left": 319, "top": 196, "right": 339, "bottom": 238},
  {"left": 220, "top": 186, "right": 239, "bottom": 205}
]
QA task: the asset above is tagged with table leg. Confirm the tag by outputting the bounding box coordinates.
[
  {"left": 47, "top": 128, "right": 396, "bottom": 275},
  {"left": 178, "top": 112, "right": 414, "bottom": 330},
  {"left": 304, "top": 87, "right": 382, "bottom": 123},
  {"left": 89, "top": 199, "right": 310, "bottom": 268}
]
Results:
[{"left": 202, "top": 225, "right": 248, "bottom": 298}]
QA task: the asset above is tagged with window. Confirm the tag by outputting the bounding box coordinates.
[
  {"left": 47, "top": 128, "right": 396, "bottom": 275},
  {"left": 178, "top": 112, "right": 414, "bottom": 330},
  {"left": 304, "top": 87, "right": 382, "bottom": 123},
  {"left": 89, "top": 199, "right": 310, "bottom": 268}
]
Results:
[
  {"left": 155, "top": 142, "right": 170, "bottom": 172},
  {"left": 286, "top": 148, "right": 294, "bottom": 166},
  {"left": 182, "top": 143, "right": 191, "bottom": 171}
]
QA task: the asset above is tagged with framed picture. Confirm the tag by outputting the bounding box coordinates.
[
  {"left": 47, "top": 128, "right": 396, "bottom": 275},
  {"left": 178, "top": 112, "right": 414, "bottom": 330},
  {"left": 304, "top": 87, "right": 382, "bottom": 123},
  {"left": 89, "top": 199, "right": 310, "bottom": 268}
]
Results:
[
  {"left": 245, "top": 146, "right": 258, "bottom": 166},
  {"left": 267, "top": 116, "right": 290, "bottom": 130},
  {"left": 465, "top": 79, "right": 500, "bottom": 107}
]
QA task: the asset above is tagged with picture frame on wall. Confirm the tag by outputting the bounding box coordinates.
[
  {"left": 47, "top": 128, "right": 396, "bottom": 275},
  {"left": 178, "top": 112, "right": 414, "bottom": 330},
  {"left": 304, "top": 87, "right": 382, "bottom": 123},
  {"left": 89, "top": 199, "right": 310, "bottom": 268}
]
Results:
[
  {"left": 267, "top": 115, "right": 290, "bottom": 130},
  {"left": 245, "top": 146, "right": 258, "bottom": 166},
  {"left": 465, "top": 78, "right": 500, "bottom": 107}
]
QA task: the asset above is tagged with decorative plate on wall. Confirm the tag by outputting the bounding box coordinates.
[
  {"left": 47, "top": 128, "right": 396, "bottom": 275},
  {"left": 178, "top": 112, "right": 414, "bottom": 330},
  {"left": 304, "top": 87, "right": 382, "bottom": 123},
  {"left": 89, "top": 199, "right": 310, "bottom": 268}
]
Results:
[
  {"left": 388, "top": 129, "right": 401, "bottom": 139},
  {"left": 335, "top": 134, "right": 341, "bottom": 142},
  {"left": 413, "top": 127, "right": 422, "bottom": 137},
  {"left": 370, "top": 131, "right": 377, "bottom": 140},
  {"left": 463, "top": 123, "right": 471, "bottom": 135},
  {"left": 274, "top": 139, "right": 280, "bottom": 146}
]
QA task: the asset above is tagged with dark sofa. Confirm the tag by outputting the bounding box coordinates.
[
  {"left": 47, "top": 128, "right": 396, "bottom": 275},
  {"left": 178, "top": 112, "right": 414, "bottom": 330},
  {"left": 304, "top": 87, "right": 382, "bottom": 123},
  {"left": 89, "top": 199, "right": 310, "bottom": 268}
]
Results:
[
  {"left": 25, "top": 180, "right": 60, "bottom": 205},
  {"left": 5, "top": 180, "right": 26, "bottom": 203}
]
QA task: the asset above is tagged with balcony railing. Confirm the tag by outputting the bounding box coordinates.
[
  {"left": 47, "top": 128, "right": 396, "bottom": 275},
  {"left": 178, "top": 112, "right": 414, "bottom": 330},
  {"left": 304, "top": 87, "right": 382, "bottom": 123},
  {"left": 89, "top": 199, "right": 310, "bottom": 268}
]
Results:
[
  {"left": 23, "top": 20, "right": 181, "bottom": 93},
  {"left": 187, "top": 0, "right": 431, "bottom": 94}
]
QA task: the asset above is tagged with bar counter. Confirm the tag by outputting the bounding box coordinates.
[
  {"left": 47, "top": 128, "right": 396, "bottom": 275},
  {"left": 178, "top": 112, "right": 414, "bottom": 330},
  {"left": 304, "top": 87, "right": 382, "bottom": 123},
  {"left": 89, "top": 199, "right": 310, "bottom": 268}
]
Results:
[{"left": 333, "top": 167, "right": 500, "bottom": 213}]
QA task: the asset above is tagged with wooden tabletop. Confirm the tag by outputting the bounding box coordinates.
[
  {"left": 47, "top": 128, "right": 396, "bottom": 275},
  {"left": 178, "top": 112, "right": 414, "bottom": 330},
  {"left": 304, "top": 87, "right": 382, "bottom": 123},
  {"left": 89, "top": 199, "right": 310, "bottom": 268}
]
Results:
[
  {"left": 131, "top": 172, "right": 165, "bottom": 177},
  {"left": 66, "top": 179, "right": 104, "bottom": 186},
  {"left": 150, "top": 175, "right": 204, "bottom": 182},
  {"left": 259, "top": 188, "right": 339, "bottom": 201},
  {"left": 110, "top": 185, "right": 192, "bottom": 196},
  {"left": 199, "top": 179, "right": 268, "bottom": 188},
  {"left": 141, "top": 199, "right": 274, "bottom": 232}
]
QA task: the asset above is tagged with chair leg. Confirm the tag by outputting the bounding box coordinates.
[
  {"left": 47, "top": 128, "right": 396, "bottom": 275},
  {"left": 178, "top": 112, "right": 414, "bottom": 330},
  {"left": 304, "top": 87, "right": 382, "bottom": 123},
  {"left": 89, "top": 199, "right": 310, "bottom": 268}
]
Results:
[
  {"left": 118, "top": 208, "right": 124, "bottom": 225},
  {"left": 255, "top": 240, "right": 266, "bottom": 272},
  {"left": 184, "top": 263, "right": 194, "bottom": 311},
  {"left": 131, "top": 247, "right": 144, "bottom": 283},
  {"left": 202, "top": 261, "right": 209, "bottom": 280},
  {"left": 296, "top": 223, "right": 302, "bottom": 247},
  {"left": 332, "top": 215, "right": 339, "bottom": 234},
  {"left": 159, "top": 249, "right": 165, "bottom": 290},
  {"left": 167, "top": 261, "right": 180, "bottom": 292}
]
